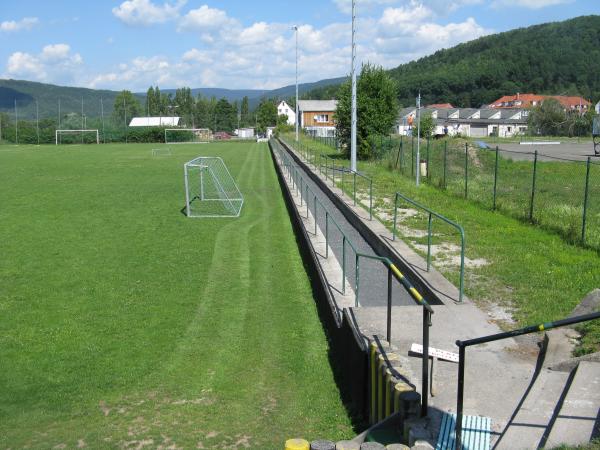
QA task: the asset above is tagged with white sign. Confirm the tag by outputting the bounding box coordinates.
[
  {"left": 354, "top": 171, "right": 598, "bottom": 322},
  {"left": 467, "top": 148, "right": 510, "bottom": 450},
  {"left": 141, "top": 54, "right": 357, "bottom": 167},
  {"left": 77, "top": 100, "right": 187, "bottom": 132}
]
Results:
[{"left": 410, "top": 343, "right": 459, "bottom": 363}]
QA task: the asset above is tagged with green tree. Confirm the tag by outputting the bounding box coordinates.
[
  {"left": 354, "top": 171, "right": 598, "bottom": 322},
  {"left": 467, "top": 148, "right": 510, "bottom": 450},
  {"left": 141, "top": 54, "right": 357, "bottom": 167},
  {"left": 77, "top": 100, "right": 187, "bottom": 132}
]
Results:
[
  {"left": 528, "top": 98, "right": 566, "bottom": 135},
  {"left": 113, "top": 90, "right": 142, "bottom": 125},
  {"left": 240, "top": 96, "right": 250, "bottom": 127},
  {"left": 174, "top": 87, "right": 195, "bottom": 126},
  {"left": 214, "top": 98, "right": 236, "bottom": 132},
  {"left": 336, "top": 63, "right": 398, "bottom": 159},
  {"left": 255, "top": 99, "right": 278, "bottom": 134},
  {"left": 414, "top": 113, "right": 435, "bottom": 138},
  {"left": 145, "top": 86, "right": 160, "bottom": 116}
]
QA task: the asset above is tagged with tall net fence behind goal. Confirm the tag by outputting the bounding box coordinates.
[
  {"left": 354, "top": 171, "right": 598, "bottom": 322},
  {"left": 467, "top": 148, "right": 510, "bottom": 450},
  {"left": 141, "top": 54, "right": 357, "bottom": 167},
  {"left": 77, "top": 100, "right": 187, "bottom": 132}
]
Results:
[
  {"left": 165, "top": 128, "right": 211, "bottom": 144},
  {"left": 184, "top": 157, "right": 243, "bottom": 217}
]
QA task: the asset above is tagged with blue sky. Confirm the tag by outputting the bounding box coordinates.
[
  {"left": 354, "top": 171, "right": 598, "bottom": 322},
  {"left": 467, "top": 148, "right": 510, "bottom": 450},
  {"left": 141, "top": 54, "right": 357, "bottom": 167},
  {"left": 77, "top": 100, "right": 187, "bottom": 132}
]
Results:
[{"left": 1, "top": 0, "right": 597, "bottom": 91}]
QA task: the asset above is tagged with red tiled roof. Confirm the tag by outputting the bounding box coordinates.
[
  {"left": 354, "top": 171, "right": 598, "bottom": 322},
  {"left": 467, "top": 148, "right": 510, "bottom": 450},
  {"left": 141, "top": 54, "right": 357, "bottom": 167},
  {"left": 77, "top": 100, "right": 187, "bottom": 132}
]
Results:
[{"left": 490, "top": 93, "right": 590, "bottom": 109}]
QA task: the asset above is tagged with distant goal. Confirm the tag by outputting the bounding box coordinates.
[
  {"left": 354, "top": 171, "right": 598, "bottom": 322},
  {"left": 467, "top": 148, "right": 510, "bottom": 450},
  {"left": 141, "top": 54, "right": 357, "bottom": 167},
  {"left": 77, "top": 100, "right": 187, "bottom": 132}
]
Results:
[
  {"left": 165, "top": 128, "right": 211, "bottom": 144},
  {"left": 55, "top": 129, "right": 99, "bottom": 145}
]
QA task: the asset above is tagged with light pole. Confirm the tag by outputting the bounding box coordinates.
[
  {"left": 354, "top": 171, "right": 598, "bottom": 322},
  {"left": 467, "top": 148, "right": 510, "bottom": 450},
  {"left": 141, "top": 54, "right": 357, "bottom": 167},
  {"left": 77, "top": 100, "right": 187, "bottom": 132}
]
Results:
[
  {"left": 416, "top": 91, "right": 421, "bottom": 186},
  {"left": 292, "top": 25, "right": 299, "bottom": 142},
  {"left": 36, "top": 99, "right": 40, "bottom": 145},
  {"left": 14, "top": 99, "right": 18, "bottom": 145},
  {"left": 350, "top": 0, "right": 357, "bottom": 172}
]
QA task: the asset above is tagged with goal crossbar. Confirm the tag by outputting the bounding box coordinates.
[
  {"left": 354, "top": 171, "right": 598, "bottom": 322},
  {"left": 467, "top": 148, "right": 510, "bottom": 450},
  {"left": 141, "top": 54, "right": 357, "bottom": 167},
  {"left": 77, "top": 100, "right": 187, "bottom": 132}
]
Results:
[{"left": 56, "top": 129, "right": 99, "bottom": 145}]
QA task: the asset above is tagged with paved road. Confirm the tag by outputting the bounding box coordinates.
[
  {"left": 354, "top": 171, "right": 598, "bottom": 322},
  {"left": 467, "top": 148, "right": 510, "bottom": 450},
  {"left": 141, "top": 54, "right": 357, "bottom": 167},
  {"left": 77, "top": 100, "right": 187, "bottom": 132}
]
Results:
[
  {"left": 275, "top": 140, "right": 414, "bottom": 308},
  {"left": 495, "top": 142, "right": 598, "bottom": 162}
]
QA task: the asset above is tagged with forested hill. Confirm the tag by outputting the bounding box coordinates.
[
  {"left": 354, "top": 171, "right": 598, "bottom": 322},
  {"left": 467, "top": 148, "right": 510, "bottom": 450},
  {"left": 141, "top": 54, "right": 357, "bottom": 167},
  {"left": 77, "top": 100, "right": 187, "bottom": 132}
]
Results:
[{"left": 307, "top": 15, "right": 600, "bottom": 107}]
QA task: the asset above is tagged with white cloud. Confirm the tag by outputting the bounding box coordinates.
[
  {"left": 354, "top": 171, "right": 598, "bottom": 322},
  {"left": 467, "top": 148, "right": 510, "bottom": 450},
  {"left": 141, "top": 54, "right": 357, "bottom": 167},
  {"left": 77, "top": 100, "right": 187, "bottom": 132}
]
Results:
[
  {"left": 2, "top": 2, "right": 492, "bottom": 91},
  {"left": 491, "top": 0, "right": 573, "bottom": 8},
  {"left": 0, "top": 17, "right": 39, "bottom": 32},
  {"left": 177, "top": 5, "right": 238, "bottom": 32},
  {"left": 4, "top": 44, "right": 83, "bottom": 83},
  {"left": 112, "top": 0, "right": 186, "bottom": 26}
]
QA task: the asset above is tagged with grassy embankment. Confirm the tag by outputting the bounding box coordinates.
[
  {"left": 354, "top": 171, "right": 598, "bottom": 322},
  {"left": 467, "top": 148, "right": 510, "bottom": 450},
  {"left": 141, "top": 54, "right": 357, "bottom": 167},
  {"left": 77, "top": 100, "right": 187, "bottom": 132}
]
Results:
[{"left": 283, "top": 133, "right": 600, "bottom": 354}]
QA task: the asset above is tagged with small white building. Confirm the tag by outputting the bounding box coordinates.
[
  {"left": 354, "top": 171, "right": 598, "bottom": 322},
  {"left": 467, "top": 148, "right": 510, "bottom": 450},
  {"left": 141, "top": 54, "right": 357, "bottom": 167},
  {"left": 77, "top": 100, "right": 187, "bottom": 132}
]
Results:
[
  {"left": 277, "top": 101, "right": 296, "bottom": 126},
  {"left": 236, "top": 128, "right": 255, "bottom": 139},
  {"left": 129, "top": 116, "right": 181, "bottom": 127},
  {"left": 595, "top": 101, "right": 600, "bottom": 115}
]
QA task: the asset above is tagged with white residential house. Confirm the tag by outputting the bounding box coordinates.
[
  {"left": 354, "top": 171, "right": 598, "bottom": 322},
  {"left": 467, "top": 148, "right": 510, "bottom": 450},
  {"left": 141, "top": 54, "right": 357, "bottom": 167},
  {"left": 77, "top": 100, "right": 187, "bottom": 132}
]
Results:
[
  {"left": 277, "top": 101, "right": 296, "bottom": 126},
  {"left": 595, "top": 101, "right": 600, "bottom": 114}
]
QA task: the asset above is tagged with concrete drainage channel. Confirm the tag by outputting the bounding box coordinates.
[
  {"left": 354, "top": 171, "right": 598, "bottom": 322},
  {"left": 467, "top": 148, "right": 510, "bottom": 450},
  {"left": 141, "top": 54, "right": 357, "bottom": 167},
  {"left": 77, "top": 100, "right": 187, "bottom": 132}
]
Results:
[{"left": 270, "top": 138, "right": 600, "bottom": 450}]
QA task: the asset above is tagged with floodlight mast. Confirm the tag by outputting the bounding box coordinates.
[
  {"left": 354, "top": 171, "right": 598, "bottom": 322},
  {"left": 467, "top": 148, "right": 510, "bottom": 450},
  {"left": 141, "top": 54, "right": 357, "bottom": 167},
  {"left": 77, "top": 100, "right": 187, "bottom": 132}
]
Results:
[
  {"left": 293, "top": 25, "right": 299, "bottom": 142},
  {"left": 350, "top": 0, "right": 357, "bottom": 173},
  {"left": 416, "top": 91, "right": 421, "bottom": 186}
]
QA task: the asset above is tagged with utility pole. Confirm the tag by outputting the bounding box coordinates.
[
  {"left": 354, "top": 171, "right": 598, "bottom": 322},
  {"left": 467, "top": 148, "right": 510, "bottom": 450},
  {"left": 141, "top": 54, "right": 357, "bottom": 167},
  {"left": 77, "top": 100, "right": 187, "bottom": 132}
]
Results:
[
  {"left": 36, "top": 99, "right": 40, "bottom": 145},
  {"left": 416, "top": 91, "right": 421, "bottom": 186},
  {"left": 81, "top": 97, "right": 84, "bottom": 143},
  {"left": 350, "top": 0, "right": 357, "bottom": 172},
  {"left": 124, "top": 97, "right": 128, "bottom": 144},
  {"left": 293, "top": 25, "right": 299, "bottom": 142},
  {"left": 14, "top": 99, "right": 18, "bottom": 145},
  {"left": 101, "top": 98, "right": 105, "bottom": 144}
]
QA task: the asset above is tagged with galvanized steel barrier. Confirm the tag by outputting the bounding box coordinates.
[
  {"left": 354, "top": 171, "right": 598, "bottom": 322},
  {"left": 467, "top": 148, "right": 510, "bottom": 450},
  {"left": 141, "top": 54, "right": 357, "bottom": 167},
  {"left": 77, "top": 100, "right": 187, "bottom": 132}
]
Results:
[{"left": 272, "top": 138, "right": 434, "bottom": 417}]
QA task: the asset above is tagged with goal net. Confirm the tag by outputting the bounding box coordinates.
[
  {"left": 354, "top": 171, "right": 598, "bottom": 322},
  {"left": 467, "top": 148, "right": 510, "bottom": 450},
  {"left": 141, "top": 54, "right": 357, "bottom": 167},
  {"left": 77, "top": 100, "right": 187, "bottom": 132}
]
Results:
[
  {"left": 165, "top": 128, "right": 211, "bottom": 144},
  {"left": 184, "top": 157, "right": 243, "bottom": 218},
  {"left": 56, "top": 129, "right": 99, "bottom": 145}
]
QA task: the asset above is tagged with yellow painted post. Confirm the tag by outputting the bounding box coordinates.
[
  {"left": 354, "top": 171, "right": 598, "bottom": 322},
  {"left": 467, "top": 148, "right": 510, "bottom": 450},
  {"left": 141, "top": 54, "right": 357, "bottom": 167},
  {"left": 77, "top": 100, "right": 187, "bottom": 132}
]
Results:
[
  {"left": 378, "top": 354, "right": 385, "bottom": 422},
  {"left": 370, "top": 342, "right": 378, "bottom": 424},
  {"left": 285, "top": 438, "right": 310, "bottom": 450}
]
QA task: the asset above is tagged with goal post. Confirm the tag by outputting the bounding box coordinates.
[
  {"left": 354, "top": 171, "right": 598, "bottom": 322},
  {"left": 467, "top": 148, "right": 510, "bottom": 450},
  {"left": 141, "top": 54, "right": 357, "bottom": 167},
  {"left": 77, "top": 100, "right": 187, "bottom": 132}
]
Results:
[
  {"left": 165, "top": 128, "right": 211, "bottom": 144},
  {"left": 184, "top": 156, "right": 243, "bottom": 218},
  {"left": 56, "top": 129, "right": 99, "bottom": 145}
]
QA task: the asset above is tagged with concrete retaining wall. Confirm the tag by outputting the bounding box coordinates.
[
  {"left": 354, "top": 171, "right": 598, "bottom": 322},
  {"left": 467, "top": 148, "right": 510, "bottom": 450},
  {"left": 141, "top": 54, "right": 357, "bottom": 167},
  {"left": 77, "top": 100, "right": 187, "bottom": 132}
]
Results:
[{"left": 269, "top": 140, "right": 369, "bottom": 419}]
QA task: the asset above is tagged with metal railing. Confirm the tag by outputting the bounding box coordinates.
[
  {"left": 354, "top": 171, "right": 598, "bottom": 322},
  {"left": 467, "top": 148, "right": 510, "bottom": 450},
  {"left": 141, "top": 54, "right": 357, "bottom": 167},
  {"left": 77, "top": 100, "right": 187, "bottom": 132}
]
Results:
[
  {"left": 392, "top": 192, "right": 465, "bottom": 302},
  {"left": 454, "top": 311, "right": 600, "bottom": 450},
  {"left": 273, "top": 139, "right": 434, "bottom": 417},
  {"left": 282, "top": 137, "right": 374, "bottom": 221}
]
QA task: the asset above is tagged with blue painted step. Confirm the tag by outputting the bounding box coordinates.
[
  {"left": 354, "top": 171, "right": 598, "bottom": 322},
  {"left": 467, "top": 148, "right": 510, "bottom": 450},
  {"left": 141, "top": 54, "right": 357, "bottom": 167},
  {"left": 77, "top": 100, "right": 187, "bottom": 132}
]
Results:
[{"left": 436, "top": 413, "right": 491, "bottom": 450}]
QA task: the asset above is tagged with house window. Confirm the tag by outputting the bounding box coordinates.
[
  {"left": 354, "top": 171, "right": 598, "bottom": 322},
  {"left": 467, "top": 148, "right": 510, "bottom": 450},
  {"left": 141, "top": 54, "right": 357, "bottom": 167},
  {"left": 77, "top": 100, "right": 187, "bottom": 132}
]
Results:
[
  {"left": 507, "top": 127, "right": 512, "bottom": 132},
  {"left": 315, "top": 114, "right": 329, "bottom": 123}
]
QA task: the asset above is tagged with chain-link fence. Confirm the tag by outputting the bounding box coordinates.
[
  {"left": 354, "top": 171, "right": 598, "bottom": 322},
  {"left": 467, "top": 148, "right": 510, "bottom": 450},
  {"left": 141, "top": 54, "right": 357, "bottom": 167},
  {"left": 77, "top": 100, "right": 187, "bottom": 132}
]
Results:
[{"left": 376, "top": 137, "right": 600, "bottom": 250}]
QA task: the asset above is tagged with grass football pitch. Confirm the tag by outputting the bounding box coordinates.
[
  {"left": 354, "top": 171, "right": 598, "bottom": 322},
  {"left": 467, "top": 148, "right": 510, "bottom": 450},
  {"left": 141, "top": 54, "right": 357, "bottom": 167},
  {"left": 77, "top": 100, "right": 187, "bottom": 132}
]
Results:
[{"left": 0, "top": 142, "right": 353, "bottom": 448}]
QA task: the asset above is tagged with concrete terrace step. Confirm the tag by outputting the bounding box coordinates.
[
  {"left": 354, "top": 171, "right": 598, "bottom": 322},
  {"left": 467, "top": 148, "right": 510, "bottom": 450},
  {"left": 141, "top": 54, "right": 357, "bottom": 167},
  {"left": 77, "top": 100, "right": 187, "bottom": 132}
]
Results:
[
  {"left": 545, "top": 362, "right": 600, "bottom": 448},
  {"left": 494, "top": 369, "right": 571, "bottom": 450}
]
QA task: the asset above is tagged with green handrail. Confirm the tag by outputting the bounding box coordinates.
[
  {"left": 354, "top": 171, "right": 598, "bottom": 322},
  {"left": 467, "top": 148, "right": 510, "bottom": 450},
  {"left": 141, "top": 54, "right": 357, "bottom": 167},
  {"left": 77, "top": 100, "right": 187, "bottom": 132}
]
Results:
[
  {"left": 392, "top": 191, "right": 465, "bottom": 302},
  {"left": 273, "top": 138, "right": 434, "bottom": 417}
]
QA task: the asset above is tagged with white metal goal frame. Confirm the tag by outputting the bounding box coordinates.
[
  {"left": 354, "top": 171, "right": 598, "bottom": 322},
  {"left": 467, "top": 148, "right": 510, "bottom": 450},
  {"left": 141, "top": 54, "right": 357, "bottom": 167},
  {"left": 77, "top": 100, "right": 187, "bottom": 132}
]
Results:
[
  {"left": 55, "top": 129, "right": 100, "bottom": 145},
  {"left": 165, "top": 128, "right": 211, "bottom": 144},
  {"left": 184, "top": 156, "right": 243, "bottom": 218},
  {"left": 152, "top": 147, "right": 172, "bottom": 156}
]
